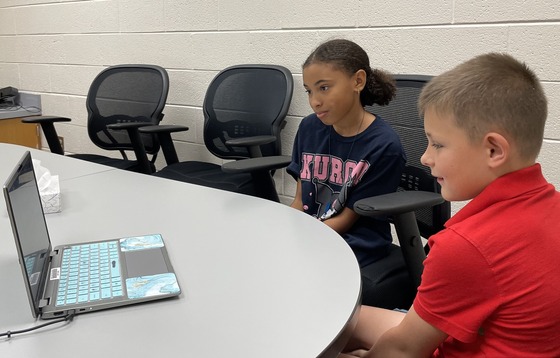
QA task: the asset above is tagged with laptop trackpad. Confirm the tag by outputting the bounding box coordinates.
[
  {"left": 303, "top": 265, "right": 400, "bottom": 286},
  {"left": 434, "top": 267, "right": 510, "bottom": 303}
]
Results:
[{"left": 123, "top": 249, "right": 169, "bottom": 277}]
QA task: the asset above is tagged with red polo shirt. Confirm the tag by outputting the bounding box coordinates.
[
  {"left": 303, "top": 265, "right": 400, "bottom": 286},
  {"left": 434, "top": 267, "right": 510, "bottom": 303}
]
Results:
[{"left": 414, "top": 164, "right": 560, "bottom": 357}]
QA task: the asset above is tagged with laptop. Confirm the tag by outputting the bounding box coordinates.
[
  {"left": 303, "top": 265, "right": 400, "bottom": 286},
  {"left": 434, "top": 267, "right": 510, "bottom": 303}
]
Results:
[{"left": 3, "top": 151, "right": 181, "bottom": 319}]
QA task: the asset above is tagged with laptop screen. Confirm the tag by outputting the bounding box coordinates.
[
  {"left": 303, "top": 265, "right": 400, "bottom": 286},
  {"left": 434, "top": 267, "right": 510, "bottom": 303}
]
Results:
[{"left": 3, "top": 151, "right": 52, "bottom": 317}]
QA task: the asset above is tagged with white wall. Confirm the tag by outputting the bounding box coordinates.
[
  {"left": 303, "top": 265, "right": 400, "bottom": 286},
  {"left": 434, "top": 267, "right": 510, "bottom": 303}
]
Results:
[{"left": 1, "top": 0, "right": 559, "bottom": 208}]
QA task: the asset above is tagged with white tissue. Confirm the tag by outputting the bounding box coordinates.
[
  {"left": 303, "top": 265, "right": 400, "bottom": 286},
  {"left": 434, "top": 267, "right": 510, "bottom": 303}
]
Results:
[{"left": 32, "top": 159, "right": 61, "bottom": 214}]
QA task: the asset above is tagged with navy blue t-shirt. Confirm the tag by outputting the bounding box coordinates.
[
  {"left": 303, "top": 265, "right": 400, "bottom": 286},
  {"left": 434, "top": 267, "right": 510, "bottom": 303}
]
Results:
[{"left": 287, "top": 113, "right": 405, "bottom": 267}]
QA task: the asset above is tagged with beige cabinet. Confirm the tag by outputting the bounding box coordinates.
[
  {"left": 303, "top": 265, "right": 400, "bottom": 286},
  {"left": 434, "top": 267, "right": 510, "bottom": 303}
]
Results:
[{"left": 0, "top": 117, "right": 41, "bottom": 149}]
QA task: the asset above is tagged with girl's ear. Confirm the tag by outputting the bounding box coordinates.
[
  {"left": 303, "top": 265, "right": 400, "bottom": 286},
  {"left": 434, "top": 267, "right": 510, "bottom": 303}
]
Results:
[
  {"left": 354, "top": 69, "right": 367, "bottom": 92},
  {"left": 484, "top": 132, "right": 509, "bottom": 168}
]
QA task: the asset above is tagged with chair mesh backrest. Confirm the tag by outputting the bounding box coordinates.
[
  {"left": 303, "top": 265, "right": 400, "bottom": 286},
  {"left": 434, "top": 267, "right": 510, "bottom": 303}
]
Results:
[
  {"left": 366, "top": 75, "right": 450, "bottom": 238},
  {"left": 203, "top": 65, "right": 293, "bottom": 159},
  {"left": 86, "top": 65, "right": 169, "bottom": 155}
]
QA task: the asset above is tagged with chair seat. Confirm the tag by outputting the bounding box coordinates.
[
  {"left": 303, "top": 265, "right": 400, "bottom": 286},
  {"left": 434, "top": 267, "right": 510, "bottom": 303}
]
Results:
[
  {"left": 360, "top": 244, "right": 417, "bottom": 310},
  {"left": 69, "top": 154, "right": 153, "bottom": 173},
  {"left": 154, "top": 161, "right": 256, "bottom": 195}
]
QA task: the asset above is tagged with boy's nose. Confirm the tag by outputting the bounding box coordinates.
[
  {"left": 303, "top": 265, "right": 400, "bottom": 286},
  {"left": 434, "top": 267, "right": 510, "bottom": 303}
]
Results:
[{"left": 420, "top": 149, "right": 432, "bottom": 168}]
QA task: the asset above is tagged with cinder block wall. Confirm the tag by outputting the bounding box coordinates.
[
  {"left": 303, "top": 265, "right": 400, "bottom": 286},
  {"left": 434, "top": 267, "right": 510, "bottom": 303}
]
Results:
[{"left": 1, "top": 1, "right": 559, "bottom": 209}]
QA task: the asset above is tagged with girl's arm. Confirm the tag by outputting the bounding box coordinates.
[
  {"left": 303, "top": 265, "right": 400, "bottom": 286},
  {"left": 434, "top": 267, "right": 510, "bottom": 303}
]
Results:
[
  {"left": 291, "top": 179, "right": 359, "bottom": 234},
  {"left": 290, "top": 179, "right": 304, "bottom": 210},
  {"left": 323, "top": 207, "right": 360, "bottom": 234}
]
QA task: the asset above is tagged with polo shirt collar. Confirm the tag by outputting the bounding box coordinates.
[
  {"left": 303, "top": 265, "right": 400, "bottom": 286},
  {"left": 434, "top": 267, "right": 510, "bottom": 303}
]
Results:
[{"left": 446, "top": 164, "right": 548, "bottom": 227}]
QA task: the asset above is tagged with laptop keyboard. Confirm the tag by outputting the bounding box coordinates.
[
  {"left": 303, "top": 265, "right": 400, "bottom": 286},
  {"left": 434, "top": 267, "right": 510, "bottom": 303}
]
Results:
[{"left": 56, "top": 241, "right": 124, "bottom": 306}]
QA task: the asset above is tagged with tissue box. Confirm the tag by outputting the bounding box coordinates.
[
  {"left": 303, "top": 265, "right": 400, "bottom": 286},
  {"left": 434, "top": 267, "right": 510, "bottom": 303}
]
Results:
[
  {"left": 33, "top": 159, "right": 61, "bottom": 214},
  {"left": 40, "top": 177, "right": 61, "bottom": 214},
  {"left": 41, "top": 188, "right": 61, "bottom": 214}
]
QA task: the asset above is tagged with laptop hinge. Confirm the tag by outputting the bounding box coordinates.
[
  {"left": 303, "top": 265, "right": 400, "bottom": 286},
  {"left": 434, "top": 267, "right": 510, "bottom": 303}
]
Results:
[
  {"left": 39, "top": 298, "right": 50, "bottom": 308},
  {"left": 41, "top": 252, "right": 56, "bottom": 309}
]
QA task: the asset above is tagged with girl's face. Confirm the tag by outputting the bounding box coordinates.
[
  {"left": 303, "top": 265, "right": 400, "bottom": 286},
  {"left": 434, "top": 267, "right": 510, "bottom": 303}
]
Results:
[{"left": 303, "top": 63, "right": 363, "bottom": 133}]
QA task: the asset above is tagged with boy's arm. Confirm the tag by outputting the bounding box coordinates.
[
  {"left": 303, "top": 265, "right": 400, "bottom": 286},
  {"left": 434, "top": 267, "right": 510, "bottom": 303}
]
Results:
[{"left": 366, "top": 307, "right": 448, "bottom": 358}]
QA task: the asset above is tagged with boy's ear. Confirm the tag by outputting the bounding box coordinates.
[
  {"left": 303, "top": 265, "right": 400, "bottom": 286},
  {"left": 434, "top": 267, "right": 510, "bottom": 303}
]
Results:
[{"left": 484, "top": 132, "right": 510, "bottom": 168}]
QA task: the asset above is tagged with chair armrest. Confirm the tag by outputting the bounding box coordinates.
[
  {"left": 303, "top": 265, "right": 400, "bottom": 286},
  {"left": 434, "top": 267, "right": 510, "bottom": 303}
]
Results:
[
  {"left": 106, "top": 122, "right": 152, "bottom": 130},
  {"left": 355, "top": 191, "right": 444, "bottom": 290},
  {"left": 225, "top": 135, "right": 277, "bottom": 158},
  {"left": 105, "top": 122, "right": 155, "bottom": 174},
  {"left": 225, "top": 135, "right": 276, "bottom": 147},
  {"left": 21, "top": 116, "right": 72, "bottom": 124},
  {"left": 223, "top": 155, "right": 290, "bottom": 202},
  {"left": 138, "top": 124, "right": 189, "bottom": 134},
  {"left": 221, "top": 155, "right": 291, "bottom": 174},
  {"left": 21, "top": 116, "right": 72, "bottom": 155},
  {"left": 354, "top": 191, "right": 444, "bottom": 217},
  {"left": 138, "top": 124, "right": 189, "bottom": 165}
]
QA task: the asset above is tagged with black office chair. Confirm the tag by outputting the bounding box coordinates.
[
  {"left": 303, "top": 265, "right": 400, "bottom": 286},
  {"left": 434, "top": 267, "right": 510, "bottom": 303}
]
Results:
[
  {"left": 355, "top": 75, "right": 451, "bottom": 309},
  {"left": 23, "top": 64, "right": 170, "bottom": 174},
  {"left": 140, "top": 64, "right": 294, "bottom": 202}
]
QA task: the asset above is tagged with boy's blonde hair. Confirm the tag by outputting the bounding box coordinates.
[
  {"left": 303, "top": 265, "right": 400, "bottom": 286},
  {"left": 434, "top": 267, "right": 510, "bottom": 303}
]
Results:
[{"left": 419, "top": 52, "right": 547, "bottom": 161}]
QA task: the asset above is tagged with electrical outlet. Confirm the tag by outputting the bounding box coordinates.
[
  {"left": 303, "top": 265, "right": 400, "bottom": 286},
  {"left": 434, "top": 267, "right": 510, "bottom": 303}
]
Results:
[{"left": 58, "top": 136, "right": 64, "bottom": 152}]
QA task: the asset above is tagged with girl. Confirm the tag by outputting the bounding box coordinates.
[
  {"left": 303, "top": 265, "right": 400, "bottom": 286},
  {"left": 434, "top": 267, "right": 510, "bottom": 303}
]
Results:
[{"left": 287, "top": 39, "right": 405, "bottom": 268}]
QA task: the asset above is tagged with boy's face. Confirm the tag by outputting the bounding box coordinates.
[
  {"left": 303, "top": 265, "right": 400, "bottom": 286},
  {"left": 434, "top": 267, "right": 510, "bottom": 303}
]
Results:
[{"left": 421, "top": 108, "right": 495, "bottom": 202}]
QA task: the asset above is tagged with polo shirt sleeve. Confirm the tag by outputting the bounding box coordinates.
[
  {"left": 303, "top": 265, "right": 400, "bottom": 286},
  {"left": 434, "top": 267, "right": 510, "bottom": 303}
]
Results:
[{"left": 413, "top": 229, "right": 501, "bottom": 343}]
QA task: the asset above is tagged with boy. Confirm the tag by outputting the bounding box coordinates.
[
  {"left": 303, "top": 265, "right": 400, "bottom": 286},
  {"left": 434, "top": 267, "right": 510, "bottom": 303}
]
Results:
[{"left": 340, "top": 53, "right": 560, "bottom": 357}]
